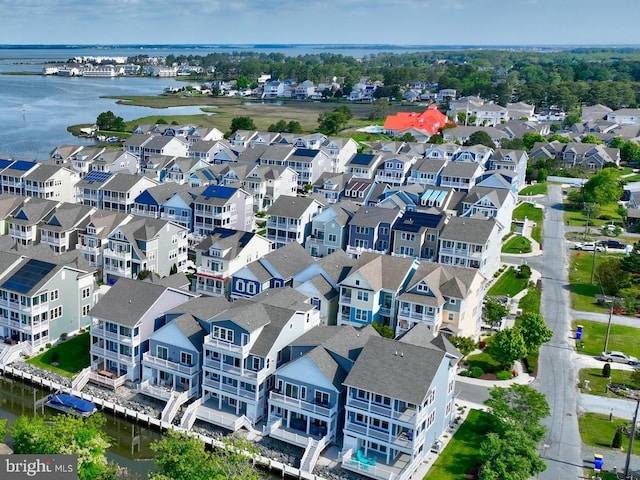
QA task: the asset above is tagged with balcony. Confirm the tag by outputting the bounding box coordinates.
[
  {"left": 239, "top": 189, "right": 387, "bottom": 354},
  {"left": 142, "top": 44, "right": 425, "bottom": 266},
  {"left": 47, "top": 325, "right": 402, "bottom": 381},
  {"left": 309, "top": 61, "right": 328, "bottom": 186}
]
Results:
[
  {"left": 194, "top": 283, "right": 225, "bottom": 296},
  {"left": 9, "top": 228, "right": 34, "bottom": 240},
  {"left": 339, "top": 295, "right": 352, "bottom": 305},
  {"left": 341, "top": 449, "right": 415, "bottom": 480},
  {"left": 91, "top": 345, "right": 135, "bottom": 366},
  {"left": 346, "top": 398, "right": 417, "bottom": 425},
  {"left": 269, "top": 392, "right": 335, "bottom": 418},
  {"left": 0, "top": 298, "right": 48, "bottom": 316},
  {"left": 202, "top": 357, "right": 267, "bottom": 383},
  {"left": 103, "top": 247, "right": 132, "bottom": 260},
  {"left": 204, "top": 336, "right": 250, "bottom": 356},
  {"left": 88, "top": 365, "right": 127, "bottom": 390},
  {"left": 131, "top": 207, "right": 159, "bottom": 218},
  {"left": 142, "top": 352, "right": 199, "bottom": 376},
  {"left": 439, "top": 247, "right": 482, "bottom": 258},
  {"left": 343, "top": 422, "right": 412, "bottom": 451},
  {"left": 398, "top": 309, "right": 437, "bottom": 323},
  {"left": 92, "top": 324, "right": 139, "bottom": 345}
]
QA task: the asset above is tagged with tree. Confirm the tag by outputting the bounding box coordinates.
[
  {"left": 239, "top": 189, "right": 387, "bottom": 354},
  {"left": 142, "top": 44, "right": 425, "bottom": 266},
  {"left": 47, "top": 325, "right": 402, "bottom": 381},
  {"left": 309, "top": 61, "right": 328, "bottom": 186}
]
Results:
[
  {"left": 371, "top": 321, "right": 395, "bottom": 338},
  {"left": 368, "top": 100, "right": 390, "bottom": 120},
  {"left": 287, "top": 120, "right": 303, "bottom": 133},
  {"left": 602, "top": 362, "right": 611, "bottom": 378},
  {"left": 318, "top": 110, "right": 348, "bottom": 135},
  {"left": 515, "top": 312, "right": 553, "bottom": 353},
  {"left": 398, "top": 132, "right": 416, "bottom": 143},
  {"left": 500, "top": 138, "right": 526, "bottom": 150},
  {"left": 488, "top": 328, "right": 528, "bottom": 369},
  {"left": 229, "top": 116, "right": 256, "bottom": 134},
  {"left": 449, "top": 336, "right": 477, "bottom": 357},
  {"left": 563, "top": 112, "right": 582, "bottom": 128},
  {"left": 582, "top": 168, "right": 622, "bottom": 205},
  {"left": 334, "top": 105, "right": 353, "bottom": 120},
  {"left": 464, "top": 130, "right": 495, "bottom": 148},
  {"left": 522, "top": 132, "right": 546, "bottom": 150},
  {"left": 10, "top": 414, "right": 115, "bottom": 480},
  {"left": 236, "top": 75, "right": 249, "bottom": 89},
  {"left": 484, "top": 384, "right": 551, "bottom": 440},
  {"left": 268, "top": 119, "right": 288, "bottom": 133},
  {"left": 96, "top": 110, "right": 125, "bottom": 132},
  {"left": 479, "top": 428, "right": 547, "bottom": 480},
  {"left": 597, "top": 258, "right": 627, "bottom": 296},
  {"left": 484, "top": 299, "right": 509, "bottom": 327},
  {"left": 150, "top": 431, "right": 260, "bottom": 480},
  {"left": 612, "top": 429, "right": 623, "bottom": 449},
  {"left": 429, "top": 133, "right": 445, "bottom": 144},
  {"left": 621, "top": 140, "right": 640, "bottom": 162},
  {"left": 581, "top": 134, "right": 604, "bottom": 145}
]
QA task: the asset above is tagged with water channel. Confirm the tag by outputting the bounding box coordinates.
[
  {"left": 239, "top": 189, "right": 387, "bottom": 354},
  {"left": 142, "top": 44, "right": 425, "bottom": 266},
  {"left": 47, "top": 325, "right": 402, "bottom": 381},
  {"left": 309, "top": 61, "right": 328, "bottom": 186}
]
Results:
[{"left": 0, "top": 375, "right": 291, "bottom": 479}]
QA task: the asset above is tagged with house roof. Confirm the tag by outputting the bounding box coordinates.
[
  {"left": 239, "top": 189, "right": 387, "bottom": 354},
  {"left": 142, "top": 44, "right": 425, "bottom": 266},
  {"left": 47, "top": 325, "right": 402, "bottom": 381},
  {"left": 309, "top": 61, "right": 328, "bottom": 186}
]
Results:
[
  {"left": 393, "top": 211, "right": 444, "bottom": 233},
  {"left": 383, "top": 106, "right": 452, "bottom": 135},
  {"left": 290, "top": 324, "right": 379, "bottom": 362},
  {"left": 267, "top": 195, "right": 323, "bottom": 218},
  {"left": 440, "top": 216, "right": 497, "bottom": 243},
  {"left": 441, "top": 161, "right": 482, "bottom": 178},
  {"left": 398, "top": 323, "right": 460, "bottom": 358},
  {"left": 194, "top": 228, "right": 262, "bottom": 260},
  {"left": 11, "top": 198, "right": 58, "bottom": 225},
  {"left": 350, "top": 205, "right": 402, "bottom": 227},
  {"left": 316, "top": 250, "right": 355, "bottom": 284},
  {"left": 1, "top": 257, "right": 61, "bottom": 295},
  {"left": 261, "top": 242, "right": 315, "bottom": 280},
  {"left": 42, "top": 203, "right": 94, "bottom": 231},
  {"left": 348, "top": 252, "right": 416, "bottom": 292},
  {"left": 344, "top": 336, "right": 446, "bottom": 405},
  {"left": 463, "top": 186, "right": 509, "bottom": 208}
]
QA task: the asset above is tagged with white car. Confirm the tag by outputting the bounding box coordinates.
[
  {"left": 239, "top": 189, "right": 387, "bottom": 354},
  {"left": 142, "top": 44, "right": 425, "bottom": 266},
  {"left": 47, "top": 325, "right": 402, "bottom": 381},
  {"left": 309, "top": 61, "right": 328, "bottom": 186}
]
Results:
[
  {"left": 600, "top": 351, "right": 639, "bottom": 365},
  {"left": 574, "top": 242, "right": 604, "bottom": 252}
]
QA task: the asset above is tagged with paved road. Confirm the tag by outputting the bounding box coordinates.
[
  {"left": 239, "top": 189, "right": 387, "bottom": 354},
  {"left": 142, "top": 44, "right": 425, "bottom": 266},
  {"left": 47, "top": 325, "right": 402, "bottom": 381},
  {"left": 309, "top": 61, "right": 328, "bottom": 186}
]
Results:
[
  {"left": 531, "top": 184, "right": 584, "bottom": 479},
  {"left": 571, "top": 310, "right": 640, "bottom": 327}
]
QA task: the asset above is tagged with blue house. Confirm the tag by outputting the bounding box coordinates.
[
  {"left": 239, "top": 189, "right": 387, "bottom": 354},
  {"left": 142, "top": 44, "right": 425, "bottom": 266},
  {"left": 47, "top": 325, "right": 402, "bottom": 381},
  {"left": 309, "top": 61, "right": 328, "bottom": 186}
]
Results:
[
  {"left": 132, "top": 183, "right": 188, "bottom": 219},
  {"left": 346, "top": 205, "right": 404, "bottom": 257},
  {"left": 160, "top": 189, "right": 196, "bottom": 232}
]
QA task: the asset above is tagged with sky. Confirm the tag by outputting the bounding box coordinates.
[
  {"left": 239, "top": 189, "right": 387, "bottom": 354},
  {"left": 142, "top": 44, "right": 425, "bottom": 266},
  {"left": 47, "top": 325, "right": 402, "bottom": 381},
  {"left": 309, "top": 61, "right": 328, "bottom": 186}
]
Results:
[{"left": 1, "top": 0, "right": 639, "bottom": 46}]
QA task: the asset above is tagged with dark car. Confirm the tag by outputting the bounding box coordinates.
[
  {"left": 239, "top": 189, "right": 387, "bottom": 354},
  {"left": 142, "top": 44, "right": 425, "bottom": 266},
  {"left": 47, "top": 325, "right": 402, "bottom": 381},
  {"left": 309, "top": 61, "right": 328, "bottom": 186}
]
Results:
[{"left": 598, "top": 239, "right": 627, "bottom": 250}]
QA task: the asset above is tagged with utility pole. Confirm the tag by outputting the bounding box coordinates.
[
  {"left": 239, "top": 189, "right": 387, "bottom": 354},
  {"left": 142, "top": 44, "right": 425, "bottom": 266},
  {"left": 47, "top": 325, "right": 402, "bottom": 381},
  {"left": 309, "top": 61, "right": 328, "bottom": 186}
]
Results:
[
  {"left": 590, "top": 241, "right": 598, "bottom": 284},
  {"left": 624, "top": 395, "right": 640, "bottom": 479},
  {"left": 603, "top": 298, "right": 615, "bottom": 353}
]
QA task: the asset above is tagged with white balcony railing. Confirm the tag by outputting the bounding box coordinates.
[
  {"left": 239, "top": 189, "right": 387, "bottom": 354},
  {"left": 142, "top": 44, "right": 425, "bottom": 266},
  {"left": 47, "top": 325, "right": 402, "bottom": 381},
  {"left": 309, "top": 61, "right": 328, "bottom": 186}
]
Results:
[
  {"left": 204, "top": 336, "right": 250, "bottom": 356},
  {"left": 269, "top": 392, "right": 335, "bottom": 417},
  {"left": 346, "top": 398, "right": 417, "bottom": 424},
  {"left": 142, "top": 352, "right": 199, "bottom": 376}
]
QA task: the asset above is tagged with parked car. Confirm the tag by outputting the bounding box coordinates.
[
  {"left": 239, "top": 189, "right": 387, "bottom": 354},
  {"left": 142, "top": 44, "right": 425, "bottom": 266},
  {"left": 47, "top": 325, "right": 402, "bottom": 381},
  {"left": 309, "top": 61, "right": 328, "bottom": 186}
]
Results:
[
  {"left": 598, "top": 239, "right": 627, "bottom": 250},
  {"left": 574, "top": 242, "right": 605, "bottom": 251},
  {"left": 600, "top": 351, "right": 639, "bottom": 365}
]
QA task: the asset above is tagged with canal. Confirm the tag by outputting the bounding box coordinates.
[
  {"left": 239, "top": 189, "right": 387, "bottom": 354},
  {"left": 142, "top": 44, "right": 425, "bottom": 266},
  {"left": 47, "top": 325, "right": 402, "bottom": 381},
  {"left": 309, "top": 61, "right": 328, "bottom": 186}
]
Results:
[{"left": 0, "top": 375, "right": 286, "bottom": 479}]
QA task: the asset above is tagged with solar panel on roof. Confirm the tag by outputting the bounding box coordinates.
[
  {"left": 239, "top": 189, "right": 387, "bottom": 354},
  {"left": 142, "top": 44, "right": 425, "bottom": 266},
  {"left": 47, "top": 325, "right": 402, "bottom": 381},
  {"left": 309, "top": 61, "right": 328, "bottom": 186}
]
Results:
[
  {"left": 0, "top": 159, "right": 13, "bottom": 169},
  {"left": 84, "top": 170, "right": 112, "bottom": 184},
  {"left": 202, "top": 185, "right": 235, "bottom": 200},
  {"left": 2, "top": 259, "right": 56, "bottom": 294},
  {"left": 349, "top": 154, "right": 374, "bottom": 166},
  {"left": 9, "top": 160, "right": 37, "bottom": 171},
  {"left": 294, "top": 149, "right": 318, "bottom": 157}
]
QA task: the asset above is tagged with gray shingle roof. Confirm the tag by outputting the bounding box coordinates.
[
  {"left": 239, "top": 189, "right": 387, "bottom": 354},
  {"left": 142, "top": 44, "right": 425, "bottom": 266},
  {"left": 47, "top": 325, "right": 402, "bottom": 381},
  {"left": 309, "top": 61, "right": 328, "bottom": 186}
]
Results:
[
  {"left": 42, "top": 203, "right": 94, "bottom": 231},
  {"left": 261, "top": 242, "right": 315, "bottom": 280},
  {"left": 440, "top": 216, "right": 496, "bottom": 243},
  {"left": 267, "top": 195, "right": 323, "bottom": 218},
  {"left": 289, "top": 324, "right": 379, "bottom": 362},
  {"left": 347, "top": 252, "right": 416, "bottom": 292},
  {"left": 344, "top": 336, "right": 446, "bottom": 405},
  {"left": 172, "top": 314, "right": 207, "bottom": 352},
  {"left": 350, "top": 205, "right": 402, "bottom": 228}
]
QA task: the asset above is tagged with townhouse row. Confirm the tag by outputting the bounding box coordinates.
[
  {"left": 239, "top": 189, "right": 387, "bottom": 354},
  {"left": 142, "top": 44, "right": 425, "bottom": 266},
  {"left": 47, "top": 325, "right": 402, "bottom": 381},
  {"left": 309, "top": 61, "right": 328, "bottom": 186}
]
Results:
[{"left": 83, "top": 279, "right": 461, "bottom": 480}]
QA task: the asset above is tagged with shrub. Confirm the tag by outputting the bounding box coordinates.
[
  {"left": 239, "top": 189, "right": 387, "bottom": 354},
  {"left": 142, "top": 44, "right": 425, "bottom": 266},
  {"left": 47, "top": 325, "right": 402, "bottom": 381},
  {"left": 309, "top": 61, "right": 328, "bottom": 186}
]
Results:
[
  {"left": 458, "top": 370, "right": 470, "bottom": 377},
  {"left": 603, "top": 362, "right": 611, "bottom": 378},
  {"left": 60, "top": 333, "right": 67, "bottom": 340},
  {"left": 479, "top": 340, "right": 487, "bottom": 349},
  {"left": 612, "top": 430, "right": 623, "bottom": 449},
  {"left": 45, "top": 343, "right": 51, "bottom": 348},
  {"left": 496, "top": 370, "right": 513, "bottom": 380},
  {"left": 598, "top": 214, "right": 612, "bottom": 221},
  {"left": 470, "top": 366, "right": 484, "bottom": 378},
  {"left": 518, "top": 264, "right": 532, "bottom": 279}
]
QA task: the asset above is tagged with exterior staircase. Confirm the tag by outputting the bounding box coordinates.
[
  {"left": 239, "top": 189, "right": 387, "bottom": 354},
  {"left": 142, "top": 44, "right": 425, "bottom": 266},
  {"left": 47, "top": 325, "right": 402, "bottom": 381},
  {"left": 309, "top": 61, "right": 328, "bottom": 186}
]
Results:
[
  {"left": 71, "top": 366, "right": 91, "bottom": 391},
  {"left": 161, "top": 390, "right": 189, "bottom": 424},
  {"left": 300, "top": 435, "right": 326, "bottom": 473},
  {"left": 180, "top": 397, "right": 203, "bottom": 429}
]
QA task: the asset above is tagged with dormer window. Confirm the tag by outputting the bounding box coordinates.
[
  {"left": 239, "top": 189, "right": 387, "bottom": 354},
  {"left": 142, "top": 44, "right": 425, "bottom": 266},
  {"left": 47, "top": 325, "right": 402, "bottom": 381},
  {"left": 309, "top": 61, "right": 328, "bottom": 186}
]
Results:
[
  {"left": 213, "top": 326, "right": 234, "bottom": 343},
  {"left": 417, "top": 283, "right": 430, "bottom": 294},
  {"left": 209, "top": 247, "right": 222, "bottom": 257}
]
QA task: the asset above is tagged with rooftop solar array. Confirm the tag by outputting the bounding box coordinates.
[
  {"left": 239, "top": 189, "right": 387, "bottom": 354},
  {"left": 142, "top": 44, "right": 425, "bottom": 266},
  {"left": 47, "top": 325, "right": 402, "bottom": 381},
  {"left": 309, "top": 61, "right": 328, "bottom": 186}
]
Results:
[
  {"left": 294, "top": 148, "right": 318, "bottom": 157},
  {"left": 395, "top": 211, "right": 443, "bottom": 232},
  {"left": 0, "top": 159, "right": 13, "bottom": 169},
  {"left": 83, "top": 170, "right": 113, "bottom": 184},
  {"left": 349, "top": 153, "right": 375, "bottom": 166},
  {"left": 2, "top": 259, "right": 56, "bottom": 294},
  {"left": 9, "top": 160, "right": 37, "bottom": 171},
  {"left": 201, "top": 185, "right": 235, "bottom": 200}
]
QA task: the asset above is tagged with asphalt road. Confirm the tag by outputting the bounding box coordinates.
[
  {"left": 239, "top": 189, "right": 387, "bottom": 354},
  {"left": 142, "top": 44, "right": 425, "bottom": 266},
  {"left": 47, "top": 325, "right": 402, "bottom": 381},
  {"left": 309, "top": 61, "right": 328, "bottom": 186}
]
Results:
[{"left": 531, "top": 184, "right": 584, "bottom": 479}]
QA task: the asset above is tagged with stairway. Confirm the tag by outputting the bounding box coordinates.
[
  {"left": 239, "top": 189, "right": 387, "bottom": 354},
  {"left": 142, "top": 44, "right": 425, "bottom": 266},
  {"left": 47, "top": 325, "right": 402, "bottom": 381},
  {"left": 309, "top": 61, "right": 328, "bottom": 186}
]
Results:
[
  {"left": 300, "top": 435, "right": 326, "bottom": 473},
  {"left": 161, "top": 390, "right": 189, "bottom": 424}
]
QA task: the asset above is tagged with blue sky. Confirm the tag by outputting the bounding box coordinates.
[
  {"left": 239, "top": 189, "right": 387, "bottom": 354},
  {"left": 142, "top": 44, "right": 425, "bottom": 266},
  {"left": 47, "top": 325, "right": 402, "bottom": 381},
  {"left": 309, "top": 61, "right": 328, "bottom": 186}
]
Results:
[{"left": 2, "top": 0, "right": 638, "bottom": 46}]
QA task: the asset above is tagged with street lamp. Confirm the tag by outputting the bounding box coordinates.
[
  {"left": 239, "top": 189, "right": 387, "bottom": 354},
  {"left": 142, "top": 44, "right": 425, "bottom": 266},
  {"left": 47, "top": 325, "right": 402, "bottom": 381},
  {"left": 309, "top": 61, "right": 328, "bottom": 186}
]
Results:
[{"left": 624, "top": 393, "right": 640, "bottom": 479}]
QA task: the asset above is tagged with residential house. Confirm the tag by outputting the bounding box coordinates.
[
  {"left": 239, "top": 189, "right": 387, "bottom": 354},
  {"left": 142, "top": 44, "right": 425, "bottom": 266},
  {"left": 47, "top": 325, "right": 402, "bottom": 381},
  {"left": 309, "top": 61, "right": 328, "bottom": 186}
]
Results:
[
  {"left": 90, "top": 150, "right": 139, "bottom": 175},
  {"left": 340, "top": 330, "right": 460, "bottom": 480},
  {"left": 374, "top": 154, "right": 418, "bottom": 187},
  {"left": 460, "top": 186, "right": 516, "bottom": 229},
  {"left": 23, "top": 164, "right": 80, "bottom": 203},
  {"left": 39, "top": 203, "right": 95, "bottom": 253},
  {"left": 231, "top": 242, "right": 315, "bottom": 300},
  {"left": 89, "top": 278, "right": 197, "bottom": 388},
  {"left": 396, "top": 262, "right": 483, "bottom": 338},
  {"left": 66, "top": 146, "right": 105, "bottom": 177},
  {"left": 188, "top": 140, "right": 237, "bottom": 164},
  {"left": 312, "top": 172, "right": 353, "bottom": 205},
  {"left": 139, "top": 135, "right": 189, "bottom": 163},
  {"left": 486, "top": 149, "right": 528, "bottom": 191},
  {"left": 345, "top": 153, "right": 385, "bottom": 180},
  {"left": 160, "top": 189, "right": 196, "bottom": 233},
  {"left": 76, "top": 210, "right": 130, "bottom": 268},
  {"left": 407, "top": 158, "right": 447, "bottom": 188},
  {"left": 438, "top": 161, "right": 484, "bottom": 192},
  {"left": 343, "top": 179, "right": 390, "bottom": 205},
  {"left": 102, "top": 217, "right": 189, "bottom": 284},
  {"left": 264, "top": 325, "right": 379, "bottom": 460},
  {"left": 305, "top": 202, "right": 357, "bottom": 258},
  {"left": 346, "top": 205, "right": 404, "bottom": 257},
  {"left": 441, "top": 126, "right": 507, "bottom": 146},
  {"left": 163, "top": 157, "right": 210, "bottom": 185},
  {"left": 506, "top": 102, "right": 536, "bottom": 121},
  {"left": 100, "top": 173, "right": 160, "bottom": 213},
  {"left": 139, "top": 155, "right": 176, "bottom": 182},
  {"left": 262, "top": 80, "right": 285, "bottom": 98},
  {"left": 0, "top": 194, "right": 25, "bottom": 235},
  {"left": 1, "top": 160, "right": 39, "bottom": 196},
  {"left": 266, "top": 195, "right": 324, "bottom": 249},
  {"left": 139, "top": 313, "right": 206, "bottom": 421},
  {"left": 438, "top": 216, "right": 501, "bottom": 279},
  {"left": 9, "top": 198, "right": 59, "bottom": 247},
  {"left": 383, "top": 106, "right": 452, "bottom": 137},
  {"left": 337, "top": 252, "right": 417, "bottom": 329},
  {"left": 187, "top": 289, "right": 321, "bottom": 430},
  {"left": 193, "top": 228, "right": 272, "bottom": 298},
  {"left": 606, "top": 108, "right": 640, "bottom": 125},
  {"left": 279, "top": 133, "right": 327, "bottom": 151},
  {"left": 0, "top": 251, "right": 97, "bottom": 353},
  {"left": 321, "top": 137, "right": 359, "bottom": 173},
  {"left": 244, "top": 165, "right": 298, "bottom": 211},
  {"left": 131, "top": 183, "right": 188, "bottom": 219},
  {"left": 192, "top": 185, "right": 254, "bottom": 236},
  {"left": 391, "top": 211, "right": 445, "bottom": 261},
  {"left": 287, "top": 148, "right": 332, "bottom": 187},
  {"left": 529, "top": 141, "right": 620, "bottom": 169}
]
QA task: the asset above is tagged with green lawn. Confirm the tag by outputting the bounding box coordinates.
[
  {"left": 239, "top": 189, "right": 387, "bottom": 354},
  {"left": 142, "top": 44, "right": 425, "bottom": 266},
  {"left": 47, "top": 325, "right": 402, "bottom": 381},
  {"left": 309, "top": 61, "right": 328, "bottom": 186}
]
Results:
[
  {"left": 501, "top": 235, "right": 532, "bottom": 254},
  {"left": 564, "top": 201, "right": 624, "bottom": 229},
  {"left": 465, "top": 351, "right": 503, "bottom": 374},
  {"left": 513, "top": 202, "right": 543, "bottom": 244},
  {"left": 578, "top": 368, "right": 639, "bottom": 399},
  {"left": 518, "top": 283, "right": 541, "bottom": 315},
  {"left": 423, "top": 409, "right": 494, "bottom": 480},
  {"left": 568, "top": 251, "right": 618, "bottom": 313},
  {"left": 572, "top": 320, "right": 640, "bottom": 358},
  {"left": 26, "top": 332, "right": 90, "bottom": 377},
  {"left": 487, "top": 267, "right": 529, "bottom": 297},
  {"left": 579, "top": 412, "right": 640, "bottom": 456},
  {"left": 519, "top": 183, "right": 548, "bottom": 196}
]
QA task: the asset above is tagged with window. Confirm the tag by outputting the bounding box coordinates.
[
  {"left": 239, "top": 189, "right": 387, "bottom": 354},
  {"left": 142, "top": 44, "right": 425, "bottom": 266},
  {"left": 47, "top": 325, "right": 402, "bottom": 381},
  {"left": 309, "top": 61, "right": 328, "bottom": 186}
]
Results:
[
  {"left": 49, "top": 306, "right": 62, "bottom": 320},
  {"left": 354, "top": 308, "right": 367, "bottom": 322},
  {"left": 315, "top": 390, "right": 330, "bottom": 406},
  {"left": 449, "top": 298, "right": 457, "bottom": 305},
  {"left": 355, "top": 226, "right": 369, "bottom": 235},
  {"left": 356, "top": 291, "right": 369, "bottom": 302},
  {"left": 82, "top": 304, "right": 90, "bottom": 316},
  {"left": 82, "top": 287, "right": 91, "bottom": 299},
  {"left": 401, "top": 232, "right": 415, "bottom": 241},
  {"left": 235, "top": 279, "right": 245, "bottom": 292},
  {"left": 50, "top": 290, "right": 59, "bottom": 301},
  {"left": 157, "top": 346, "right": 168, "bottom": 360},
  {"left": 213, "top": 326, "right": 234, "bottom": 343},
  {"left": 417, "top": 283, "right": 430, "bottom": 293},
  {"left": 181, "top": 352, "right": 193, "bottom": 365},
  {"left": 328, "top": 233, "right": 337, "bottom": 243},
  {"left": 380, "top": 227, "right": 389, "bottom": 235}
]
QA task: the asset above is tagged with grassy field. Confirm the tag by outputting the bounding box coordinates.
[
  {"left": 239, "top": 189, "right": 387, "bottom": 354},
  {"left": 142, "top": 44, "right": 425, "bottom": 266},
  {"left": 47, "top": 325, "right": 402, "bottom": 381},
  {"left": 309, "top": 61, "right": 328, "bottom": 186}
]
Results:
[
  {"left": 423, "top": 409, "right": 494, "bottom": 480},
  {"left": 572, "top": 320, "right": 640, "bottom": 358},
  {"left": 27, "top": 332, "right": 90, "bottom": 377},
  {"left": 501, "top": 235, "right": 532, "bottom": 254},
  {"left": 513, "top": 202, "right": 543, "bottom": 244},
  {"left": 487, "top": 266, "right": 529, "bottom": 297},
  {"left": 96, "top": 95, "right": 402, "bottom": 135},
  {"left": 568, "top": 251, "right": 624, "bottom": 312},
  {"left": 518, "top": 283, "right": 541, "bottom": 314},
  {"left": 578, "top": 368, "right": 639, "bottom": 398},
  {"left": 564, "top": 201, "right": 624, "bottom": 229},
  {"left": 519, "top": 183, "right": 548, "bottom": 196},
  {"left": 465, "top": 351, "right": 503, "bottom": 374},
  {"left": 579, "top": 412, "right": 640, "bottom": 456}
]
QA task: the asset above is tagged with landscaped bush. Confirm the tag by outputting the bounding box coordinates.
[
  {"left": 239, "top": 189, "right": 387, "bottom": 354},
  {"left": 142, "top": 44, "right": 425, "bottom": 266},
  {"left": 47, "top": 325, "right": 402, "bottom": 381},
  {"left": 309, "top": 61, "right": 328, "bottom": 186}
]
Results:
[
  {"left": 518, "top": 264, "right": 532, "bottom": 279},
  {"left": 612, "top": 429, "right": 623, "bottom": 449},
  {"left": 602, "top": 362, "right": 611, "bottom": 378},
  {"left": 496, "top": 370, "right": 513, "bottom": 380},
  {"left": 470, "top": 366, "right": 484, "bottom": 378},
  {"left": 458, "top": 370, "right": 470, "bottom": 377}
]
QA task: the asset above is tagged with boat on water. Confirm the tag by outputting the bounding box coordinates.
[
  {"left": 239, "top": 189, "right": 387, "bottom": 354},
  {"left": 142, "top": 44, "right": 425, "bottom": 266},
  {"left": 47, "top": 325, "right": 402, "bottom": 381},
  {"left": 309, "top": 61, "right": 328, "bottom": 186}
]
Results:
[{"left": 45, "top": 393, "right": 97, "bottom": 417}]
